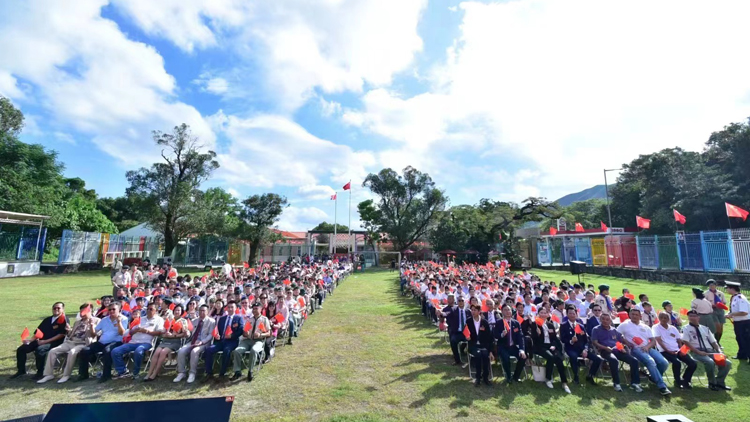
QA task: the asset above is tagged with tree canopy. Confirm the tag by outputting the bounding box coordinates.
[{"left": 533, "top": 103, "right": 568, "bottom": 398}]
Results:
[
  {"left": 310, "top": 222, "right": 349, "bottom": 233},
  {"left": 235, "top": 193, "right": 288, "bottom": 264}
]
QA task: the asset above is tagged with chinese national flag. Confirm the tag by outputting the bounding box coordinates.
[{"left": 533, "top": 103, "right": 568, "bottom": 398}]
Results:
[
  {"left": 122, "top": 302, "right": 131, "bottom": 312},
  {"left": 462, "top": 325, "right": 471, "bottom": 340},
  {"left": 726, "top": 202, "right": 749, "bottom": 221},
  {"left": 481, "top": 300, "right": 489, "bottom": 313},
  {"left": 624, "top": 293, "right": 635, "bottom": 300},
  {"left": 210, "top": 269, "right": 215, "bottom": 277},
  {"left": 717, "top": 302, "right": 729, "bottom": 311},
  {"left": 169, "top": 303, "right": 175, "bottom": 311},
  {"left": 243, "top": 261, "right": 249, "bottom": 269},
  {"left": 551, "top": 314, "right": 561, "bottom": 323},
  {"left": 574, "top": 324, "right": 584, "bottom": 335},
  {"left": 633, "top": 336, "right": 644, "bottom": 345},
  {"left": 130, "top": 318, "right": 140, "bottom": 329},
  {"left": 679, "top": 307, "right": 689, "bottom": 316},
  {"left": 615, "top": 341, "right": 624, "bottom": 351},
  {"left": 186, "top": 319, "right": 194, "bottom": 331},
  {"left": 331, "top": 194, "right": 337, "bottom": 200},
  {"left": 575, "top": 223, "right": 584, "bottom": 232},
  {"left": 21, "top": 327, "right": 30, "bottom": 341},
  {"left": 243, "top": 321, "right": 251, "bottom": 332},
  {"left": 163, "top": 319, "right": 172, "bottom": 331},
  {"left": 173, "top": 321, "right": 183, "bottom": 332},
  {"left": 342, "top": 182, "right": 351, "bottom": 191},
  {"left": 80, "top": 305, "right": 91, "bottom": 317},
  {"left": 549, "top": 227, "right": 557, "bottom": 236},
  {"left": 298, "top": 298, "right": 305, "bottom": 308},
  {"left": 34, "top": 329, "right": 44, "bottom": 339},
  {"left": 274, "top": 313, "right": 285, "bottom": 323},
  {"left": 674, "top": 209, "right": 687, "bottom": 225},
  {"left": 535, "top": 317, "right": 545, "bottom": 327},
  {"left": 283, "top": 278, "right": 291, "bottom": 285},
  {"left": 516, "top": 314, "right": 524, "bottom": 324},
  {"left": 56, "top": 314, "right": 66, "bottom": 324},
  {"left": 212, "top": 326, "right": 219, "bottom": 339},
  {"left": 259, "top": 322, "right": 266, "bottom": 332},
  {"left": 636, "top": 216, "right": 651, "bottom": 229},
  {"left": 224, "top": 324, "right": 232, "bottom": 338},
  {"left": 601, "top": 221, "right": 608, "bottom": 231}
]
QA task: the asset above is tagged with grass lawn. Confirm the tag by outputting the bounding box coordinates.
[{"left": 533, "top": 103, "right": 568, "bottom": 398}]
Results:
[{"left": 0, "top": 269, "right": 749, "bottom": 422}]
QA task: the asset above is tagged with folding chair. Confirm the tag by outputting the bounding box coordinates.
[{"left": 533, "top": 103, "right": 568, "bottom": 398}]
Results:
[
  {"left": 468, "top": 350, "right": 493, "bottom": 381},
  {"left": 458, "top": 341, "right": 470, "bottom": 364}
]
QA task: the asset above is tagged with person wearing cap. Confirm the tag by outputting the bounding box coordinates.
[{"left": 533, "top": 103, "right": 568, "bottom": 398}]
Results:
[
  {"left": 594, "top": 285, "right": 614, "bottom": 316},
  {"left": 661, "top": 300, "right": 682, "bottom": 329},
  {"left": 704, "top": 279, "right": 727, "bottom": 343},
  {"left": 725, "top": 281, "right": 749, "bottom": 363},
  {"left": 653, "top": 311, "right": 696, "bottom": 389},
  {"left": 111, "top": 265, "right": 131, "bottom": 298},
  {"left": 691, "top": 288, "right": 718, "bottom": 335},
  {"left": 640, "top": 301, "right": 658, "bottom": 328},
  {"left": 231, "top": 301, "right": 270, "bottom": 382},
  {"left": 681, "top": 310, "right": 732, "bottom": 391}
]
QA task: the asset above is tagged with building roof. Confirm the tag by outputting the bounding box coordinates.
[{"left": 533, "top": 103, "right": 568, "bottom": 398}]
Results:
[
  {"left": 119, "top": 222, "right": 162, "bottom": 238},
  {"left": 272, "top": 229, "right": 307, "bottom": 240},
  {"left": 0, "top": 210, "right": 50, "bottom": 225}
]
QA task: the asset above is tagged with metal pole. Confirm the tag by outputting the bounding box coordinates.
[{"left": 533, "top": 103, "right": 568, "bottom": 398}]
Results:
[
  {"left": 348, "top": 182, "right": 352, "bottom": 255},
  {"left": 604, "top": 169, "right": 613, "bottom": 229},
  {"left": 34, "top": 221, "right": 43, "bottom": 261},
  {"left": 333, "top": 194, "right": 337, "bottom": 256}
]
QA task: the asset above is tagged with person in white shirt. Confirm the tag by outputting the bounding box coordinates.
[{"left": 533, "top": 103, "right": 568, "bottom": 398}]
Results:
[
  {"left": 111, "top": 303, "right": 163, "bottom": 380},
  {"left": 682, "top": 310, "right": 732, "bottom": 391},
  {"left": 111, "top": 266, "right": 131, "bottom": 297},
  {"left": 130, "top": 265, "right": 143, "bottom": 286},
  {"left": 222, "top": 261, "right": 234, "bottom": 279},
  {"left": 725, "top": 281, "right": 750, "bottom": 363},
  {"left": 617, "top": 308, "right": 671, "bottom": 396},
  {"left": 652, "top": 311, "right": 697, "bottom": 389},
  {"left": 640, "top": 301, "right": 658, "bottom": 327}
]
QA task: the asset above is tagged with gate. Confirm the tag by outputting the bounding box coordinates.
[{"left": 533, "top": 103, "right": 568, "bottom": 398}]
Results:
[
  {"left": 637, "top": 236, "right": 659, "bottom": 269},
  {"left": 621, "top": 235, "right": 639, "bottom": 268},
  {"left": 732, "top": 228, "right": 750, "bottom": 272},
  {"left": 605, "top": 236, "right": 623, "bottom": 267},
  {"left": 574, "top": 237, "right": 592, "bottom": 265},
  {"left": 591, "top": 238, "right": 607, "bottom": 266},
  {"left": 657, "top": 235, "right": 680, "bottom": 270},
  {"left": 701, "top": 230, "right": 734, "bottom": 273}
]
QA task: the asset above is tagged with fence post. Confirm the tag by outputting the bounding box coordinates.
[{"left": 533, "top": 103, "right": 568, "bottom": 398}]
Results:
[
  {"left": 675, "top": 233, "right": 683, "bottom": 271},
  {"left": 635, "top": 235, "right": 642, "bottom": 270},
  {"left": 700, "top": 231, "right": 708, "bottom": 272},
  {"left": 727, "top": 229, "right": 737, "bottom": 272},
  {"left": 654, "top": 235, "right": 661, "bottom": 270}
]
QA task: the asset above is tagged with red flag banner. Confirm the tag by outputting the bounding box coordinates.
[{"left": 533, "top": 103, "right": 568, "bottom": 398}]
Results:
[
  {"left": 244, "top": 321, "right": 251, "bottom": 332},
  {"left": 274, "top": 313, "right": 285, "bottom": 323},
  {"left": 633, "top": 336, "right": 644, "bottom": 345},
  {"left": 601, "top": 221, "right": 608, "bottom": 231},
  {"left": 129, "top": 318, "right": 140, "bottom": 329},
  {"left": 463, "top": 325, "right": 471, "bottom": 339},
  {"left": 549, "top": 227, "right": 557, "bottom": 236},
  {"left": 163, "top": 319, "right": 172, "bottom": 331},
  {"left": 343, "top": 182, "right": 351, "bottom": 191},
  {"left": 258, "top": 322, "right": 266, "bottom": 332},
  {"left": 615, "top": 341, "right": 624, "bottom": 351},
  {"left": 726, "top": 202, "right": 749, "bottom": 221},
  {"left": 679, "top": 307, "right": 689, "bottom": 316},
  {"left": 173, "top": 321, "right": 183, "bottom": 333},
  {"left": 636, "top": 216, "right": 651, "bottom": 229},
  {"left": 243, "top": 261, "right": 249, "bottom": 269},
  {"left": 34, "top": 328, "right": 44, "bottom": 339},
  {"left": 331, "top": 194, "right": 337, "bottom": 200},
  {"left": 516, "top": 314, "right": 524, "bottom": 324},
  {"left": 21, "top": 327, "right": 30, "bottom": 341},
  {"left": 574, "top": 324, "right": 584, "bottom": 335},
  {"left": 224, "top": 324, "right": 232, "bottom": 338},
  {"left": 624, "top": 293, "right": 635, "bottom": 300},
  {"left": 679, "top": 344, "right": 690, "bottom": 355},
  {"left": 186, "top": 319, "right": 194, "bottom": 332},
  {"left": 717, "top": 302, "right": 729, "bottom": 311},
  {"left": 56, "top": 314, "right": 66, "bottom": 325},
  {"left": 122, "top": 302, "right": 131, "bottom": 312},
  {"left": 575, "top": 222, "right": 584, "bottom": 232},
  {"left": 535, "top": 317, "right": 545, "bottom": 327},
  {"left": 551, "top": 314, "right": 561, "bottom": 323},
  {"left": 674, "top": 209, "right": 687, "bottom": 225},
  {"left": 213, "top": 326, "right": 220, "bottom": 340}
]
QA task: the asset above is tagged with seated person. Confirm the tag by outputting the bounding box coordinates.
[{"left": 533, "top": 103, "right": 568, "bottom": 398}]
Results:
[
  {"left": 640, "top": 301, "right": 658, "bottom": 327},
  {"left": 530, "top": 308, "right": 570, "bottom": 393},
  {"left": 653, "top": 311, "right": 696, "bottom": 389},
  {"left": 174, "top": 305, "right": 215, "bottom": 384},
  {"left": 77, "top": 302, "right": 127, "bottom": 382},
  {"left": 591, "top": 313, "right": 640, "bottom": 392},
  {"left": 203, "top": 301, "right": 243, "bottom": 379},
  {"left": 560, "top": 305, "right": 601, "bottom": 385},
  {"left": 617, "top": 307, "right": 671, "bottom": 396},
  {"left": 682, "top": 310, "right": 732, "bottom": 391},
  {"left": 144, "top": 305, "right": 189, "bottom": 381},
  {"left": 111, "top": 303, "right": 163, "bottom": 380},
  {"left": 661, "top": 300, "right": 683, "bottom": 329},
  {"left": 11, "top": 302, "right": 67, "bottom": 380},
  {"left": 494, "top": 304, "right": 527, "bottom": 384},
  {"left": 231, "top": 301, "right": 271, "bottom": 382},
  {"left": 466, "top": 304, "right": 493, "bottom": 387},
  {"left": 38, "top": 303, "right": 99, "bottom": 384}
]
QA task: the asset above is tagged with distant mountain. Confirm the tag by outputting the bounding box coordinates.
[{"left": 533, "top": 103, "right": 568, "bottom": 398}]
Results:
[{"left": 555, "top": 185, "right": 608, "bottom": 207}]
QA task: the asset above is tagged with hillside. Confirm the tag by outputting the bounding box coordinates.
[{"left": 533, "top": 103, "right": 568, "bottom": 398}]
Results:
[{"left": 555, "top": 184, "right": 607, "bottom": 206}]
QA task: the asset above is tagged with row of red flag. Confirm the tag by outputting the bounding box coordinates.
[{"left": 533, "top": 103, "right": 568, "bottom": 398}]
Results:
[{"left": 549, "top": 202, "right": 749, "bottom": 235}]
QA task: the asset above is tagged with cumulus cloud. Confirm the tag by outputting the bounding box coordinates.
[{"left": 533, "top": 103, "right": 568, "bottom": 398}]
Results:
[
  {"left": 277, "top": 206, "right": 329, "bottom": 231},
  {"left": 0, "top": 0, "right": 214, "bottom": 167},
  {"left": 297, "top": 184, "right": 336, "bottom": 200},
  {"left": 344, "top": 0, "right": 750, "bottom": 201}
]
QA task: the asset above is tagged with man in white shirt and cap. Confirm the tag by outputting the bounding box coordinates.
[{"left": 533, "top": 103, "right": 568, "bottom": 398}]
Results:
[{"left": 725, "top": 281, "right": 750, "bottom": 363}]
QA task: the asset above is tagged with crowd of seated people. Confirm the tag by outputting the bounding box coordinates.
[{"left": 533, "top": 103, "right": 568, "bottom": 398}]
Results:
[
  {"left": 402, "top": 261, "right": 749, "bottom": 396},
  {"left": 12, "top": 259, "right": 349, "bottom": 385}
]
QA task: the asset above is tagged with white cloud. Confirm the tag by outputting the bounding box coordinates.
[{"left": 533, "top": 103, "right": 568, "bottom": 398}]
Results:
[
  {"left": 193, "top": 73, "right": 230, "bottom": 95},
  {"left": 213, "top": 113, "right": 377, "bottom": 189},
  {"left": 344, "top": 0, "right": 750, "bottom": 202},
  {"left": 297, "top": 184, "right": 336, "bottom": 200},
  {"left": 277, "top": 206, "right": 329, "bottom": 231},
  {"left": 226, "top": 187, "right": 240, "bottom": 198},
  {"left": 112, "top": 0, "right": 428, "bottom": 111},
  {"left": 0, "top": 71, "right": 24, "bottom": 98},
  {"left": 0, "top": 0, "right": 214, "bottom": 167},
  {"left": 318, "top": 97, "right": 342, "bottom": 118},
  {"left": 53, "top": 132, "right": 76, "bottom": 145}
]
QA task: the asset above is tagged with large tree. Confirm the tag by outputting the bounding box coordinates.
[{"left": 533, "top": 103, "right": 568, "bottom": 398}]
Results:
[
  {"left": 125, "top": 124, "right": 219, "bottom": 255},
  {"left": 359, "top": 166, "right": 448, "bottom": 251},
  {"left": 310, "top": 221, "right": 349, "bottom": 233},
  {"left": 235, "top": 193, "right": 288, "bottom": 264}
]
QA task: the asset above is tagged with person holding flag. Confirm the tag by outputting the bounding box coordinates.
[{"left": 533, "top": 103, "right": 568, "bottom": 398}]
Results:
[
  {"left": 174, "top": 304, "right": 216, "bottom": 384},
  {"left": 465, "top": 304, "right": 493, "bottom": 387},
  {"left": 11, "top": 302, "right": 67, "bottom": 380},
  {"left": 594, "top": 284, "right": 615, "bottom": 316},
  {"left": 494, "top": 304, "right": 527, "bottom": 384},
  {"left": 652, "top": 311, "right": 697, "bottom": 389},
  {"left": 231, "top": 301, "right": 271, "bottom": 382},
  {"left": 725, "top": 281, "right": 750, "bottom": 364},
  {"left": 530, "top": 307, "right": 571, "bottom": 393},
  {"left": 560, "top": 305, "right": 601, "bottom": 385},
  {"left": 37, "top": 303, "right": 99, "bottom": 384},
  {"left": 202, "top": 301, "right": 243, "bottom": 380},
  {"left": 617, "top": 308, "right": 671, "bottom": 396},
  {"left": 681, "top": 310, "right": 732, "bottom": 391}
]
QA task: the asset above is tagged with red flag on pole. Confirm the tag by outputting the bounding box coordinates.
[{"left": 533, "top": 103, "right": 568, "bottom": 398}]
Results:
[
  {"left": 574, "top": 324, "right": 584, "bottom": 335},
  {"left": 673, "top": 209, "right": 687, "bottom": 225},
  {"left": 549, "top": 227, "right": 557, "bottom": 236},
  {"left": 34, "top": 329, "right": 44, "bottom": 339},
  {"left": 342, "top": 182, "right": 351, "bottom": 191},
  {"left": 726, "top": 202, "right": 749, "bottom": 221},
  {"left": 575, "top": 223, "right": 584, "bottom": 232},
  {"left": 21, "top": 327, "right": 30, "bottom": 341},
  {"left": 636, "top": 216, "right": 651, "bottom": 229},
  {"left": 601, "top": 221, "right": 608, "bottom": 231},
  {"left": 331, "top": 193, "right": 337, "bottom": 200}
]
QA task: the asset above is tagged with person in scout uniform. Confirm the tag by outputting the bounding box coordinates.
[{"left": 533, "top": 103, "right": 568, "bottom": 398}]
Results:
[
  {"left": 594, "top": 284, "right": 615, "bottom": 316},
  {"left": 725, "top": 281, "right": 750, "bottom": 363},
  {"left": 704, "top": 279, "right": 727, "bottom": 343},
  {"left": 691, "top": 288, "right": 718, "bottom": 335},
  {"left": 681, "top": 310, "right": 732, "bottom": 391}
]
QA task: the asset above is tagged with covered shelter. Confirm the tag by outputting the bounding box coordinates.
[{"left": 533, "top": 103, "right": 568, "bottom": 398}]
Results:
[{"left": 0, "top": 210, "right": 50, "bottom": 278}]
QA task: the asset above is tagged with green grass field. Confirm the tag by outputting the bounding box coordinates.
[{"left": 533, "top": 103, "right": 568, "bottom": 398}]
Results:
[{"left": 0, "top": 269, "right": 748, "bottom": 422}]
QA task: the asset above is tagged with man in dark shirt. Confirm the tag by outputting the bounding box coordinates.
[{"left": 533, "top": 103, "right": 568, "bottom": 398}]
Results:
[
  {"left": 467, "top": 304, "right": 493, "bottom": 386},
  {"left": 494, "top": 304, "right": 527, "bottom": 384},
  {"left": 11, "top": 302, "right": 67, "bottom": 379},
  {"left": 439, "top": 295, "right": 468, "bottom": 367}
]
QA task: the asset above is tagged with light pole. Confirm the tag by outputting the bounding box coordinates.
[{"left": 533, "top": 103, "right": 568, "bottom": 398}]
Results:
[{"left": 603, "top": 168, "right": 623, "bottom": 229}]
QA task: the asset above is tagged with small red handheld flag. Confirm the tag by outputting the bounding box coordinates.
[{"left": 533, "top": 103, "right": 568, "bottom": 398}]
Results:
[
  {"left": 343, "top": 181, "right": 351, "bottom": 191},
  {"left": 163, "top": 319, "right": 172, "bottom": 331},
  {"left": 186, "top": 319, "right": 194, "bottom": 331},
  {"left": 81, "top": 305, "right": 91, "bottom": 317},
  {"left": 624, "top": 293, "right": 635, "bottom": 300},
  {"left": 717, "top": 302, "right": 729, "bottom": 311},
  {"left": 601, "top": 221, "right": 608, "bottom": 231},
  {"left": 551, "top": 314, "right": 561, "bottom": 323},
  {"left": 679, "top": 307, "right": 689, "bottom": 316},
  {"left": 713, "top": 353, "right": 727, "bottom": 367},
  {"left": 56, "top": 314, "right": 66, "bottom": 324},
  {"left": 21, "top": 327, "right": 30, "bottom": 341},
  {"left": 549, "top": 227, "right": 557, "bottom": 236},
  {"left": 535, "top": 317, "right": 545, "bottom": 327},
  {"left": 331, "top": 193, "right": 337, "bottom": 200},
  {"left": 726, "top": 202, "right": 749, "bottom": 221},
  {"left": 169, "top": 303, "right": 175, "bottom": 311},
  {"left": 244, "top": 321, "right": 251, "bottom": 332},
  {"left": 503, "top": 319, "right": 510, "bottom": 332},
  {"left": 274, "top": 313, "right": 285, "bottom": 323},
  {"left": 679, "top": 344, "right": 690, "bottom": 355},
  {"left": 617, "top": 311, "right": 630, "bottom": 322},
  {"left": 243, "top": 261, "right": 249, "bottom": 269},
  {"left": 173, "top": 321, "right": 183, "bottom": 332},
  {"left": 34, "top": 329, "right": 44, "bottom": 339},
  {"left": 129, "top": 318, "right": 140, "bottom": 329},
  {"left": 463, "top": 325, "right": 471, "bottom": 339},
  {"left": 636, "top": 216, "right": 651, "bottom": 229},
  {"left": 516, "top": 314, "right": 524, "bottom": 324},
  {"left": 122, "top": 302, "right": 131, "bottom": 312},
  {"left": 574, "top": 324, "right": 584, "bottom": 335},
  {"left": 298, "top": 298, "right": 305, "bottom": 307},
  {"left": 615, "top": 341, "right": 624, "bottom": 351},
  {"left": 96, "top": 299, "right": 101, "bottom": 306},
  {"left": 224, "top": 324, "right": 232, "bottom": 338},
  {"left": 575, "top": 222, "right": 584, "bottom": 232},
  {"left": 633, "top": 336, "right": 644, "bottom": 345},
  {"left": 674, "top": 209, "right": 687, "bottom": 225},
  {"left": 283, "top": 278, "right": 291, "bottom": 285},
  {"left": 258, "top": 322, "right": 266, "bottom": 332},
  {"left": 212, "top": 326, "right": 220, "bottom": 340}
]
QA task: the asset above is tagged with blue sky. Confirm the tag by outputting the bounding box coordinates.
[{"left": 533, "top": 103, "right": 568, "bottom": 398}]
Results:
[{"left": 2, "top": 0, "right": 750, "bottom": 230}]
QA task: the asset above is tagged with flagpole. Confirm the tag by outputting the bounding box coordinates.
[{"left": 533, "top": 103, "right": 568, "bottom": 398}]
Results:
[
  {"left": 333, "top": 193, "right": 338, "bottom": 256},
  {"left": 348, "top": 180, "right": 352, "bottom": 255}
]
